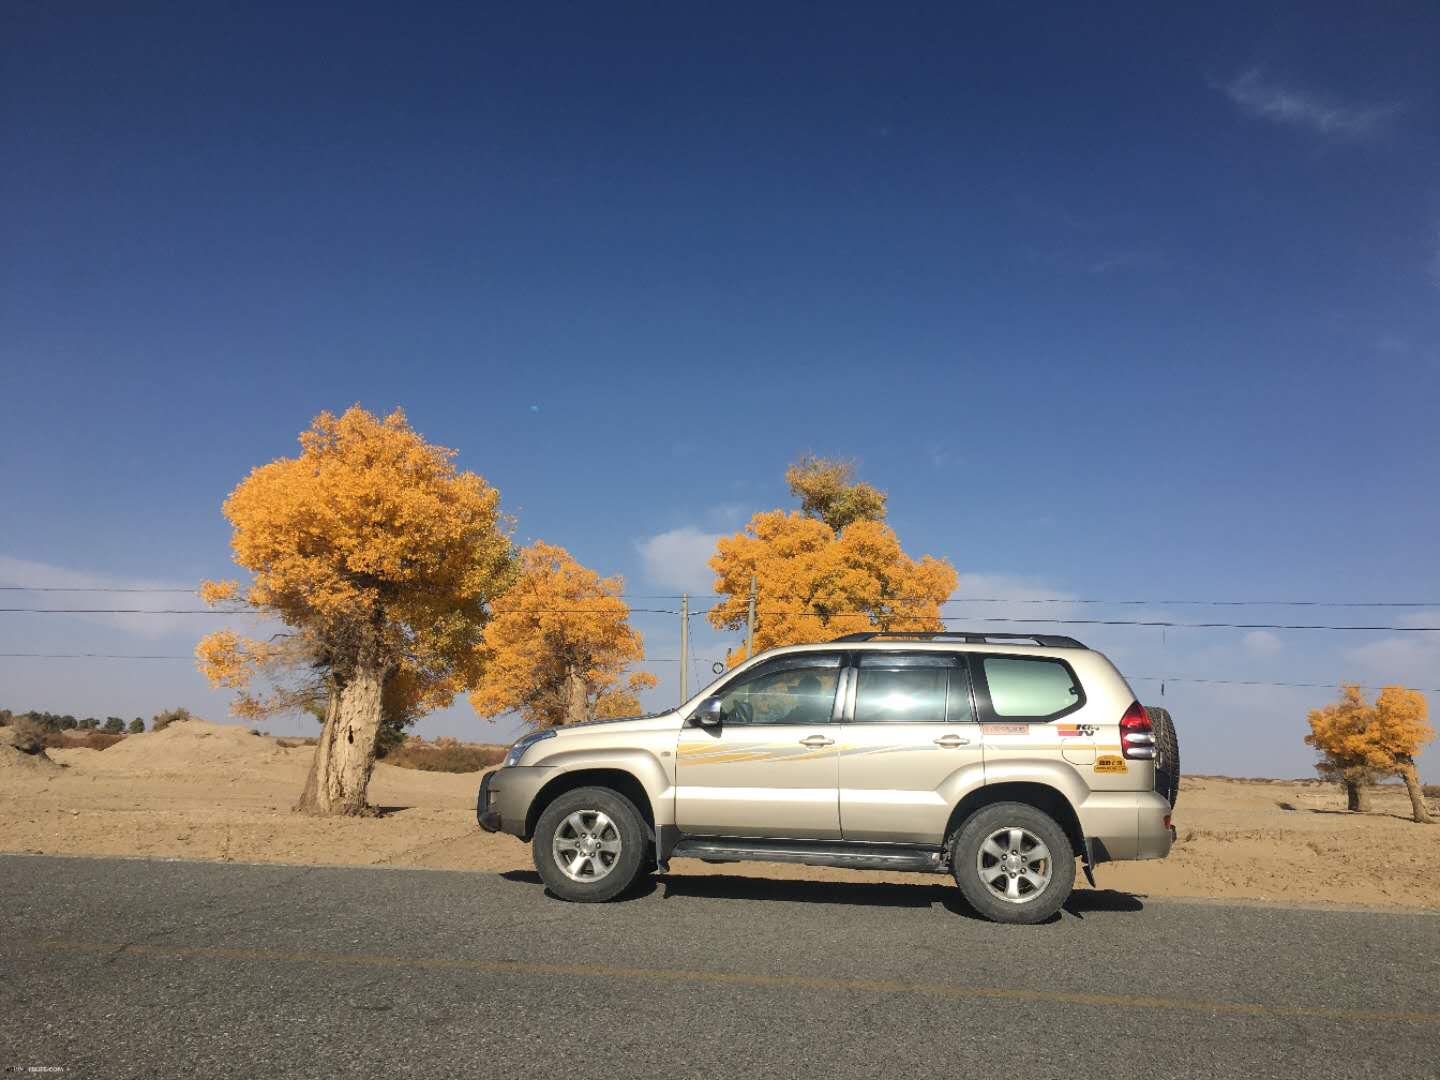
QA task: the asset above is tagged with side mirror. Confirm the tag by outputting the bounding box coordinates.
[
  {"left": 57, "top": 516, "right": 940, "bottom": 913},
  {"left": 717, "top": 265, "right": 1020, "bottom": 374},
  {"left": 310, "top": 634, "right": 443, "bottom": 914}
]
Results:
[{"left": 689, "top": 697, "right": 724, "bottom": 727}]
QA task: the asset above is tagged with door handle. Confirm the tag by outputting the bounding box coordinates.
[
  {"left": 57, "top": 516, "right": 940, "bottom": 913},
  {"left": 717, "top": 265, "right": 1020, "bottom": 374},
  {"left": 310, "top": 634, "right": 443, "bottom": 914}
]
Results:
[
  {"left": 933, "top": 734, "right": 971, "bottom": 748},
  {"left": 799, "top": 734, "right": 835, "bottom": 747}
]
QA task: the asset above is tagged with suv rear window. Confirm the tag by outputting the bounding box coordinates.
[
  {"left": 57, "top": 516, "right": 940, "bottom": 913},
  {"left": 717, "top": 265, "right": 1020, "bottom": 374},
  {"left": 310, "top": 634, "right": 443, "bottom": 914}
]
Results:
[
  {"left": 982, "top": 656, "right": 1081, "bottom": 720},
  {"left": 852, "top": 653, "right": 971, "bottom": 724}
]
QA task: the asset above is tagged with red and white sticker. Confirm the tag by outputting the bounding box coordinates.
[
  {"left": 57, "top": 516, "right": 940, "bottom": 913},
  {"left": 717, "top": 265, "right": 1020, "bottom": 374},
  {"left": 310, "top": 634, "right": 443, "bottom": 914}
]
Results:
[{"left": 1056, "top": 724, "right": 1097, "bottom": 738}]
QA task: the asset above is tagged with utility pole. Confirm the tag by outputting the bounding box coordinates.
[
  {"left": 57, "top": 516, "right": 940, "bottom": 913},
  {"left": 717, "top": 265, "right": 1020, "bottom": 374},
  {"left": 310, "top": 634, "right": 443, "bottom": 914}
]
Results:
[
  {"left": 746, "top": 575, "right": 757, "bottom": 658},
  {"left": 679, "top": 593, "right": 689, "bottom": 704}
]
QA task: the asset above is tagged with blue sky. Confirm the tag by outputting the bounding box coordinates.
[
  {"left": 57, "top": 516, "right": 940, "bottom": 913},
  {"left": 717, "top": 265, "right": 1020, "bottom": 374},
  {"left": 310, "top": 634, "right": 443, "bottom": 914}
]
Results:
[{"left": 3, "top": 2, "right": 1438, "bottom": 778}]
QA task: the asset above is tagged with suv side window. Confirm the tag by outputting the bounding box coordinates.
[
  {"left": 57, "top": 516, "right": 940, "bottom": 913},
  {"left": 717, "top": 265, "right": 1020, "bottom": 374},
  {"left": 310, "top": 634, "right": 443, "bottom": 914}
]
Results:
[
  {"left": 851, "top": 653, "right": 973, "bottom": 724},
  {"left": 980, "top": 656, "right": 1083, "bottom": 720},
  {"left": 713, "top": 653, "right": 842, "bottom": 726}
]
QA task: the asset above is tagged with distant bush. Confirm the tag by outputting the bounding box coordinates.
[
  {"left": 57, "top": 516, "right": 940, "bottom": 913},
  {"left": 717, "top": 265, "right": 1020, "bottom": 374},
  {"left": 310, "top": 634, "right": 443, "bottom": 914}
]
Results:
[
  {"left": 0, "top": 710, "right": 81, "bottom": 732},
  {"left": 75, "top": 731, "right": 125, "bottom": 750},
  {"left": 151, "top": 707, "right": 193, "bottom": 732},
  {"left": 381, "top": 739, "right": 505, "bottom": 773},
  {"left": 276, "top": 736, "right": 318, "bottom": 748},
  {"left": 128, "top": 718, "right": 145, "bottom": 734},
  {"left": 7, "top": 717, "right": 46, "bottom": 753},
  {"left": 41, "top": 730, "right": 124, "bottom": 751}
]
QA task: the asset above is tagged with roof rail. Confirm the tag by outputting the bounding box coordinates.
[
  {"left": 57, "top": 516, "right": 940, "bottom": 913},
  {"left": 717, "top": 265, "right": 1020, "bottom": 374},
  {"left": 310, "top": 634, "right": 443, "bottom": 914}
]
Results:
[{"left": 830, "top": 631, "right": 1087, "bottom": 649}]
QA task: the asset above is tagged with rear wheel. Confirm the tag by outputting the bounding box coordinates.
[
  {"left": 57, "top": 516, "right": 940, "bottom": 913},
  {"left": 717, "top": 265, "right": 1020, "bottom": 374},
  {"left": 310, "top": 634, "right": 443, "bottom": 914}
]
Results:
[
  {"left": 1146, "top": 705, "right": 1181, "bottom": 810},
  {"left": 533, "top": 786, "right": 648, "bottom": 902},
  {"left": 951, "top": 802, "right": 1073, "bottom": 924}
]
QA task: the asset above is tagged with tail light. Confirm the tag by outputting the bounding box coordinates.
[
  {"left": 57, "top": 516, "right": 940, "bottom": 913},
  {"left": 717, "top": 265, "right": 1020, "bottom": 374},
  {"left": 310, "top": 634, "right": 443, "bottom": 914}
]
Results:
[{"left": 1120, "top": 701, "right": 1155, "bottom": 760}]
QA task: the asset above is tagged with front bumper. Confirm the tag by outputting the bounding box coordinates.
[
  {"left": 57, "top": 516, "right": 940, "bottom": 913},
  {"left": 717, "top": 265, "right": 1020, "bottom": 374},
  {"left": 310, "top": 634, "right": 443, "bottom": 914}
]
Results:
[
  {"left": 474, "top": 765, "right": 556, "bottom": 839},
  {"left": 476, "top": 770, "right": 501, "bottom": 832}
]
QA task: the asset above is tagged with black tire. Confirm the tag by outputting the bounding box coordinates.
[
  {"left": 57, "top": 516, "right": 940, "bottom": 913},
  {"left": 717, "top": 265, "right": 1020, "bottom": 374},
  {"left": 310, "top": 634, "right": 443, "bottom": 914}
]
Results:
[
  {"left": 1146, "top": 705, "right": 1181, "bottom": 810},
  {"left": 950, "top": 802, "right": 1074, "bottom": 925},
  {"left": 532, "top": 786, "right": 649, "bottom": 903}
]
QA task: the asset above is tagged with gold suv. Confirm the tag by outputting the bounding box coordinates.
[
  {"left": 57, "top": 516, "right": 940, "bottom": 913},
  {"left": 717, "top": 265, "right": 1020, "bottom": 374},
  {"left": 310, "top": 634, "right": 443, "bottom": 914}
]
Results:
[{"left": 478, "top": 632, "right": 1179, "bottom": 924}]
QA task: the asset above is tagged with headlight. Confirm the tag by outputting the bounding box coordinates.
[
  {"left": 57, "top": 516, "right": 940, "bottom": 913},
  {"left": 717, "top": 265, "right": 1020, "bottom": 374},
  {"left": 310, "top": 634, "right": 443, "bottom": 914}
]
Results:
[{"left": 503, "top": 729, "right": 556, "bottom": 767}]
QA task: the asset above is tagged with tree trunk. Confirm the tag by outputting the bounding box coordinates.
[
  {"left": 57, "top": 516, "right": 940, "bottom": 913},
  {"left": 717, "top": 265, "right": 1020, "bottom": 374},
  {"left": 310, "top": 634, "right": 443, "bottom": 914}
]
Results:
[
  {"left": 565, "top": 670, "right": 589, "bottom": 727},
  {"left": 295, "top": 666, "right": 385, "bottom": 816},
  {"left": 1343, "top": 779, "right": 1371, "bottom": 812},
  {"left": 1396, "top": 758, "right": 1435, "bottom": 824}
]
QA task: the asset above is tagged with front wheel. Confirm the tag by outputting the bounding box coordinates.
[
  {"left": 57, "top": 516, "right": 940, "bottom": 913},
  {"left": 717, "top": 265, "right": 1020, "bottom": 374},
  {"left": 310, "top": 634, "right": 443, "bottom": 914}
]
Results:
[
  {"left": 533, "top": 786, "right": 649, "bottom": 902},
  {"left": 951, "top": 802, "right": 1074, "bottom": 924}
]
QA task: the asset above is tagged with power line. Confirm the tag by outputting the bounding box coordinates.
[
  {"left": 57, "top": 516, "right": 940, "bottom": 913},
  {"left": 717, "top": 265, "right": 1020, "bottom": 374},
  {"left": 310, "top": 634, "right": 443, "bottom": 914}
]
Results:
[
  {"left": 4, "top": 605, "right": 1440, "bottom": 632},
  {"left": 945, "top": 597, "right": 1440, "bottom": 609},
  {"left": 0, "top": 652, "right": 194, "bottom": 660},
  {"left": 5, "top": 584, "right": 1440, "bottom": 609},
  {"left": 0, "top": 651, "right": 722, "bottom": 665},
  {"left": 731, "top": 610, "right": 1440, "bottom": 632},
  {"left": 0, "top": 586, "right": 198, "bottom": 594},
  {"left": 1127, "top": 674, "right": 1440, "bottom": 694},
  {"left": 936, "top": 615, "right": 1440, "bottom": 632},
  {"left": 0, "top": 607, "right": 683, "bottom": 616},
  {"left": 3, "top": 651, "right": 1434, "bottom": 698},
  {"left": 0, "top": 608, "right": 237, "bottom": 615}
]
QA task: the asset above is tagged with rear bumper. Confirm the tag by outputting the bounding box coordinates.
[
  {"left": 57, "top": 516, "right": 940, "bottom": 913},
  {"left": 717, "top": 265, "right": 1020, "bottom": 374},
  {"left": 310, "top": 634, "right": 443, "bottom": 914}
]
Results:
[
  {"left": 475, "top": 765, "right": 556, "bottom": 839},
  {"left": 1077, "top": 789, "right": 1174, "bottom": 861}
]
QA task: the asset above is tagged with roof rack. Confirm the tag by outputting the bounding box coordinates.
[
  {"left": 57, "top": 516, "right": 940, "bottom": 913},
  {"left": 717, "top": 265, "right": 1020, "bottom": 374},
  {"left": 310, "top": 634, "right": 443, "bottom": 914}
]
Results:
[{"left": 831, "top": 631, "right": 1087, "bottom": 649}]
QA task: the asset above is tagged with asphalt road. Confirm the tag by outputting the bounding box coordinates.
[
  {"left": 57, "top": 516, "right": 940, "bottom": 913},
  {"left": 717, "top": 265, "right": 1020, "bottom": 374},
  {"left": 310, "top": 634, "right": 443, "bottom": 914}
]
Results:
[{"left": 1, "top": 854, "right": 1437, "bottom": 1080}]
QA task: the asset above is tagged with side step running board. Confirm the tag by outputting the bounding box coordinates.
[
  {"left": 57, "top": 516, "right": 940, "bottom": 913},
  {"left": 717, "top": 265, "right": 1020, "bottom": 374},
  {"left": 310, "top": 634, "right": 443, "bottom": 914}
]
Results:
[{"left": 669, "top": 838, "right": 945, "bottom": 873}]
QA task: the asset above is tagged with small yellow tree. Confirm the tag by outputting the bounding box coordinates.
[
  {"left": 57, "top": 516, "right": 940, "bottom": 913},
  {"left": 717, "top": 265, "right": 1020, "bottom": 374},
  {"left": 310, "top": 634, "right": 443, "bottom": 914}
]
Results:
[
  {"left": 1306, "top": 684, "right": 1435, "bottom": 823},
  {"left": 1371, "top": 687, "right": 1435, "bottom": 824},
  {"left": 1304, "top": 685, "right": 1380, "bottom": 812},
  {"left": 196, "top": 406, "right": 515, "bottom": 816},
  {"left": 469, "top": 542, "right": 656, "bottom": 729},
  {"left": 709, "top": 456, "right": 956, "bottom": 663}
]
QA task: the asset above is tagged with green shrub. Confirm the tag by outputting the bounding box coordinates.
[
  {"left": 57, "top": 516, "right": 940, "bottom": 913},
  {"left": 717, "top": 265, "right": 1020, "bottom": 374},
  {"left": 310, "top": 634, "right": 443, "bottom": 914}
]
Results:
[{"left": 151, "top": 707, "right": 193, "bottom": 731}]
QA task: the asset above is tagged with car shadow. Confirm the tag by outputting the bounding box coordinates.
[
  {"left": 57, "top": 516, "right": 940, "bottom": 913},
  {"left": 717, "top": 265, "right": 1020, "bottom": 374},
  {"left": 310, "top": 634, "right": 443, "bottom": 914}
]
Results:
[
  {"left": 661, "top": 874, "right": 958, "bottom": 911},
  {"left": 500, "top": 868, "right": 661, "bottom": 900},
  {"left": 1061, "top": 888, "right": 1145, "bottom": 918},
  {"left": 499, "top": 869, "right": 1145, "bottom": 921}
]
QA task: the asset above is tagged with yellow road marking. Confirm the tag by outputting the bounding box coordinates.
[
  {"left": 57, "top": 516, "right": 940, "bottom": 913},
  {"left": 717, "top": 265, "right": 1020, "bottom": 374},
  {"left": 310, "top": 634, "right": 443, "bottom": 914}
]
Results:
[{"left": 34, "top": 940, "right": 1440, "bottom": 1025}]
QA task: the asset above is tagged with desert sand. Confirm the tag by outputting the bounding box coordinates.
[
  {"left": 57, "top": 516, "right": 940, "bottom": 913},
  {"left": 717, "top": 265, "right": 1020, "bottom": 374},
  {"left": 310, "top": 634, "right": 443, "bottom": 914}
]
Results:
[{"left": 2, "top": 720, "right": 1436, "bottom": 908}]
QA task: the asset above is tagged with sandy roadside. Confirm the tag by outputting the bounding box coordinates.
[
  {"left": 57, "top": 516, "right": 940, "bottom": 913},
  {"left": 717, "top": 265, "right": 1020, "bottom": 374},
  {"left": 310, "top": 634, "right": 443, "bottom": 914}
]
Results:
[{"left": 2, "top": 720, "right": 1436, "bottom": 908}]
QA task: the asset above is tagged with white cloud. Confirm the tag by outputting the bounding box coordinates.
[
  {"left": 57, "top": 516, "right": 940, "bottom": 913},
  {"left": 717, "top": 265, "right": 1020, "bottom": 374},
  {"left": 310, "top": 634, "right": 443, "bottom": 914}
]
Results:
[
  {"left": 635, "top": 527, "right": 723, "bottom": 595},
  {"left": 1217, "top": 68, "right": 1399, "bottom": 139},
  {"left": 1347, "top": 614, "right": 1440, "bottom": 688},
  {"left": 0, "top": 554, "right": 201, "bottom": 639},
  {"left": 1242, "top": 630, "right": 1283, "bottom": 656}
]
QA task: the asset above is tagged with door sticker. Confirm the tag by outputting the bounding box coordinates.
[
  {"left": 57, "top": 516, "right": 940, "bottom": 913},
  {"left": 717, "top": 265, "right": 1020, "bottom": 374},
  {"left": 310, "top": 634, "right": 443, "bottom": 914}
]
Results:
[
  {"left": 1094, "top": 754, "right": 1127, "bottom": 773},
  {"left": 1056, "top": 724, "right": 1097, "bottom": 738},
  {"left": 981, "top": 723, "right": 1029, "bottom": 736}
]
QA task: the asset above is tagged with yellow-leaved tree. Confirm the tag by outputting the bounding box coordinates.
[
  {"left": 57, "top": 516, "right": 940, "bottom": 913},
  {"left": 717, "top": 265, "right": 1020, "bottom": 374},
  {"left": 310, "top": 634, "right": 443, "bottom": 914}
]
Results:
[
  {"left": 709, "top": 456, "right": 957, "bottom": 662},
  {"left": 469, "top": 542, "right": 657, "bottom": 729},
  {"left": 196, "top": 406, "right": 515, "bottom": 816},
  {"left": 1303, "top": 685, "right": 1380, "bottom": 811},
  {"left": 1306, "top": 684, "right": 1435, "bottom": 823}
]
